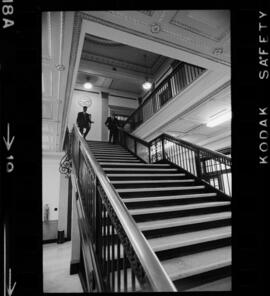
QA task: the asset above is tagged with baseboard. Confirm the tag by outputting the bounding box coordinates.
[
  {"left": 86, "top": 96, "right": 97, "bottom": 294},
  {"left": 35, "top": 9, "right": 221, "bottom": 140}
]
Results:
[
  {"left": 43, "top": 237, "right": 70, "bottom": 245},
  {"left": 43, "top": 238, "right": 58, "bottom": 244},
  {"left": 70, "top": 260, "right": 80, "bottom": 275}
]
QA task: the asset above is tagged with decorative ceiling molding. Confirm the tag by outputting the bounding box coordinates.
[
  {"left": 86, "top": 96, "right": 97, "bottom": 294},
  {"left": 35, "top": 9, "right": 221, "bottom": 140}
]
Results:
[
  {"left": 169, "top": 12, "right": 230, "bottom": 43},
  {"left": 138, "top": 11, "right": 154, "bottom": 17},
  {"left": 85, "top": 34, "right": 126, "bottom": 47},
  {"left": 81, "top": 12, "right": 230, "bottom": 66},
  {"left": 81, "top": 50, "right": 166, "bottom": 76}
]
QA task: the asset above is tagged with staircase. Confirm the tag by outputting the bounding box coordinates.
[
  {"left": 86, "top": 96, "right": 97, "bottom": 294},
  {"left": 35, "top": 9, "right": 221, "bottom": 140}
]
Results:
[{"left": 87, "top": 140, "right": 231, "bottom": 291}]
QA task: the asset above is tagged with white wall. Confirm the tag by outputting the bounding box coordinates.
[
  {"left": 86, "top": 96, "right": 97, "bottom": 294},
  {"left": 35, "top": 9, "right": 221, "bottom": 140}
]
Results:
[
  {"left": 68, "top": 90, "right": 103, "bottom": 141},
  {"left": 42, "top": 154, "right": 62, "bottom": 221},
  {"left": 108, "top": 95, "right": 138, "bottom": 109}
]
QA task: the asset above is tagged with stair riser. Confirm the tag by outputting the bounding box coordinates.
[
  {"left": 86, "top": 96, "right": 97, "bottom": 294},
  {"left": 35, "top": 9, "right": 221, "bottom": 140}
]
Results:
[
  {"left": 105, "top": 171, "right": 179, "bottom": 175},
  {"left": 97, "top": 159, "right": 141, "bottom": 163},
  {"left": 142, "top": 219, "right": 231, "bottom": 239},
  {"left": 118, "top": 188, "right": 212, "bottom": 198},
  {"left": 108, "top": 175, "right": 186, "bottom": 181},
  {"left": 174, "top": 266, "right": 231, "bottom": 292},
  {"left": 113, "top": 181, "right": 196, "bottom": 189},
  {"left": 156, "top": 237, "right": 231, "bottom": 261},
  {"left": 132, "top": 205, "right": 231, "bottom": 222},
  {"left": 101, "top": 165, "right": 170, "bottom": 169},
  {"left": 124, "top": 196, "right": 220, "bottom": 209}
]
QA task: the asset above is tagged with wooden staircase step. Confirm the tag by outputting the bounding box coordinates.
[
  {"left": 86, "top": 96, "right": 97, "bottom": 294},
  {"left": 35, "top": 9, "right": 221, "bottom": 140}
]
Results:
[
  {"left": 148, "top": 226, "right": 231, "bottom": 252},
  {"left": 138, "top": 212, "right": 231, "bottom": 231},
  {"left": 161, "top": 246, "right": 231, "bottom": 281},
  {"left": 122, "top": 193, "right": 217, "bottom": 203},
  {"left": 116, "top": 186, "right": 205, "bottom": 193},
  {"left": 129, "top": 202, "right": 230, "bottom": 216}
]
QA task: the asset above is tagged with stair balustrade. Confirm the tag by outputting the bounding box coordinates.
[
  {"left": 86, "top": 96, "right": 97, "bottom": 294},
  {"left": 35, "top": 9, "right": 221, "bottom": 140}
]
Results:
[
  {"left": 67, "top": 125, "right": 177, "bottom": 292},
  {"left": 118, "top": 129, "right": 232, "bottom": 197},
  {"left": 124, "top": 62, "right": 206, "bottom": 132}
]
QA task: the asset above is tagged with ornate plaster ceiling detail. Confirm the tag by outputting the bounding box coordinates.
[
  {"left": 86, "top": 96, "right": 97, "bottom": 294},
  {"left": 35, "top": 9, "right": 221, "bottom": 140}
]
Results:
[
  {"left": 85, "top": 34, "right": 126, "bottom": 47},
  {"left": 139, "top": 11, "right": 154, "bottom": 17},
  {"left": 81, "top": 50, "right": 167, "bottom": 76},
  {"left": 150, "top": 23, "right": 162, "bottom": 34},
  {"left": 169, "top": 11, "right": 230, "bottom": 42},
  {"left": 109, "top": 10, "right": 149, "bottom": 27},
  {"left": 81, "top": 11, "right": 230, "bottom": 66}
]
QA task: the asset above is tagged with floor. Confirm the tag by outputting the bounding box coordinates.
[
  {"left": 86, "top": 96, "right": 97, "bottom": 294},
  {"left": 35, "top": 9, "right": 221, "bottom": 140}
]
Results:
[{"left": 43, "top": 241, "right": 83, "bottom": 293}]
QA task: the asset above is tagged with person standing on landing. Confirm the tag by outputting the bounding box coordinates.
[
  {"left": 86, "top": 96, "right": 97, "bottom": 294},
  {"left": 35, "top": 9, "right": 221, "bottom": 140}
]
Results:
[
  {"left": 105, "top": 113, "right": 119, "bottom": 144},
  {"left": 76, "top": 106, "right": 94, "bottom": 139}
]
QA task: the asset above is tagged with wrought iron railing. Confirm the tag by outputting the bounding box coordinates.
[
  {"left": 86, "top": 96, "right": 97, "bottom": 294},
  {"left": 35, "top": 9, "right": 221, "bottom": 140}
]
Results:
[
  {"left": 118, "top": 129, "right": 232, "bottom": 197},
  {"left": 124, "top": 62, "right": 206, "bottom": 132},
  {"left": 69, "top": 125, "right": 176, "bottom": 292}
]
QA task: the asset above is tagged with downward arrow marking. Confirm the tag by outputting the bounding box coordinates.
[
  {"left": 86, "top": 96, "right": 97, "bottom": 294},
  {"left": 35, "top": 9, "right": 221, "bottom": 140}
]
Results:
[
  {"left": 3, "top": 124, "right": 15, "bottom": 151},
  {"left": 7, "top": 269, "right": 16, "bottom": 296}
]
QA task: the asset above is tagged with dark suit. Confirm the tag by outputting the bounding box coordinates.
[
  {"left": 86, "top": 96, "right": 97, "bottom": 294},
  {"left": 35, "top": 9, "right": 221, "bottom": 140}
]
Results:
[
  {"left": 77, "top": 111, "right": 93, "bottom": 138},
  {"left": 105, "top": 116, "right": 119, "bottom": 143}
]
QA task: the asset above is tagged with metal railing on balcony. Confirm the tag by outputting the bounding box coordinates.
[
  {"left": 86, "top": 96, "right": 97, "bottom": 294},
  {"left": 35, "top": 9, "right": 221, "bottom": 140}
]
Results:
[
  {"left": 68, "top": 126, "right": 177, "bottom": 292},
  {"left": 124, "top": 62, "right": 206, "bottom": 132},
  {"left": 118, "top": 129, "right": 232, "bottom": 197}
]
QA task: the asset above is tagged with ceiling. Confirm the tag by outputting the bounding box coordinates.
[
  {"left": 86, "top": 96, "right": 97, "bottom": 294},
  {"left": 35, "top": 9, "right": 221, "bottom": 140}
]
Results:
[
  {"left": 76, "top": 34, "right": 173, "bottom": 96},
  {"left": 82, "top": 10, "right": 230, "bottom": 67},
  {"left": 164, "top": 83, "right": 231, "bottom": 150}
]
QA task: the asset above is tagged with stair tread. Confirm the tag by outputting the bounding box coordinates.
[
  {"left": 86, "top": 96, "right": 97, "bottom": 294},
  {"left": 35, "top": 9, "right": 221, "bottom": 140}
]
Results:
[
  {"left": 162, "top": 246, "right": 231, "bottom": 281},
  {"left": 100, "top": 163, "right": 169, "bottom": 166},
  {"left": 107, "top": 173, "right": 185, "bottom": 177},
  {"left": 117, "top": 186, "right": 204, "bottom": 193},
  {"left": 185, "top": 276, "right": 231, "bottom": 291},
  {"left": 104, "top": 168, "right": 178, "bottom": 171},
  {"left": 122, "top": 193, "right": 217, "bottom": 203},
  {"left": 129, "top": 201, "right": 230, "bottom": 215},
  {"left": 138, "top": 212, "right": 231, "bottom": 231},
  {"left": 149, "top": 226, "right": 231, "bottom": 252},
  {"left": 112, "top": 179, "right": 194, "bottom": 184}
]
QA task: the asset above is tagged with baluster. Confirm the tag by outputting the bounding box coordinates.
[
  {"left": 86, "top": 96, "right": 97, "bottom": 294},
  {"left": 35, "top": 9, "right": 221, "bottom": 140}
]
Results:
[
  {"left": 112, "top": 226, "right": 115, "bottom": 291},
  {"left": 162, "top": 137, "right": 165, "bottom": 160},
  {"left": 194, "top": 149, "right": 202, "bottom": 178},
  {"left": 213, "top": 157, "right": 220, "bottom": 191},
  {"left": 102, "top": 203, "right": 105, "bottom": 271},
  {"left": 123, "top": 252, "right": 127, "bottom": 292},
  {"left": 190, "top": 150, "right": 196, "bottom": 176},
  {"left": 106, "top": 212, "right": 109, "bottom": 287},
  {"left": 175, "top": 143, "right": 181, "bottom": 167},
  {"left": 132, "top": 269, "right": 136, "bottom": 291},
  {"left": 217, "top": 159, "right": 225, "bottom": 193},
  {"left": 172, "top": 142, "right": 177, "bottom": 164},
  {"left": 225, "top": 159, "right": 231, "bottom": 195},
  {"left": 117, "top": 236, "right": 121, "bottom": 292}
]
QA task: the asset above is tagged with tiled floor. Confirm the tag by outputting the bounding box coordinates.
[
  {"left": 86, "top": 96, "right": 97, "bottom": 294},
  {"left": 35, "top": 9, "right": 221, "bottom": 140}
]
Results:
[{"left": 43, "top": 241, "right": 83, "bottom": 293}]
